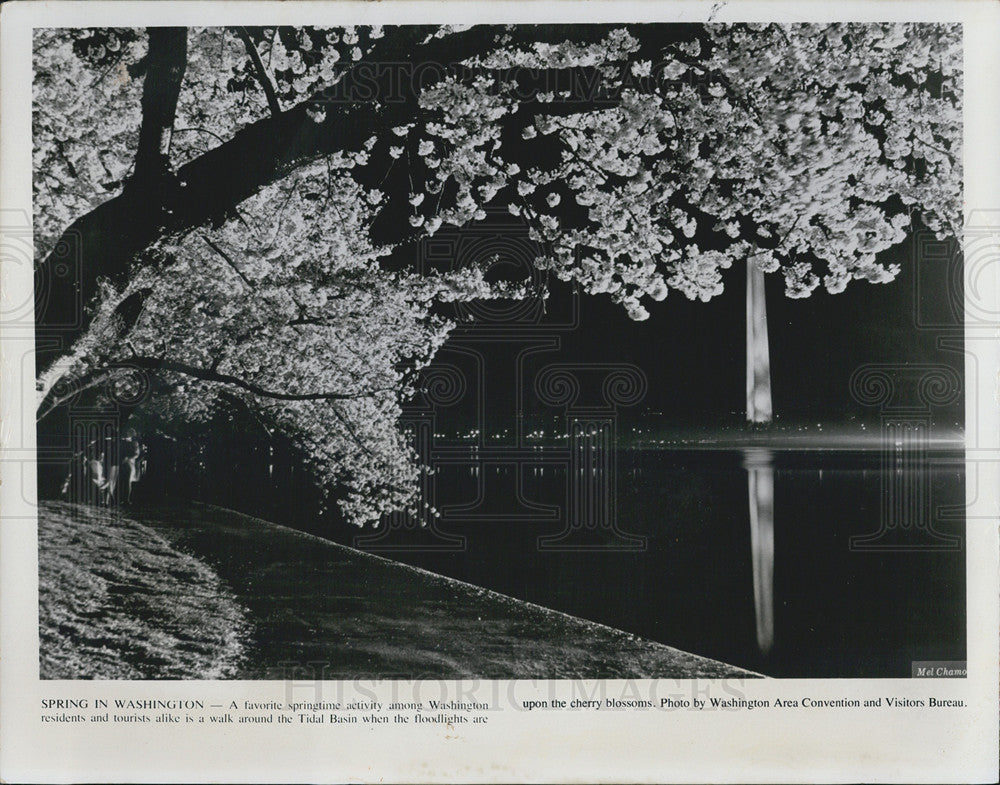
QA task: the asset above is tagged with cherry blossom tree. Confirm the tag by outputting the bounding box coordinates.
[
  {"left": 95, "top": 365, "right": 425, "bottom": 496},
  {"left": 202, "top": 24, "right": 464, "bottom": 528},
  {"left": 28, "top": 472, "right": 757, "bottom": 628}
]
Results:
[{"left": 33, "top": 23, "right": 961, "bottom": 524}]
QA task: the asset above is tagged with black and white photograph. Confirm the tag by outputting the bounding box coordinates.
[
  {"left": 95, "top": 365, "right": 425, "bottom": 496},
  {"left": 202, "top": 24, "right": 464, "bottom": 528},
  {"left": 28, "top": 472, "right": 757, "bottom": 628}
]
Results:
[
  {"left": 2, "top": 2, "right": 997, "bottom": 782},
  {"left": 30, "top": 18, "right": 968, "bottom": 680}
]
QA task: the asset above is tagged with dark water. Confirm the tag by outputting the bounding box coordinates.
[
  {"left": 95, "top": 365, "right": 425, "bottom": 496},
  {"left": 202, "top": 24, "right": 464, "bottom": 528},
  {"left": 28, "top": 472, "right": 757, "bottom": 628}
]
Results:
[{"left": 355, "top": 448, "right": 966, "bottom": 678}]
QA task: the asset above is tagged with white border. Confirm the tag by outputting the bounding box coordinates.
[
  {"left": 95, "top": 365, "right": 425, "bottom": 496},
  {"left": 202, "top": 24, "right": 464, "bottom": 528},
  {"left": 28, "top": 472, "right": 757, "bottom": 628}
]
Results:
[{"left": 2, "top": 2, "right": 998, "bottom": 782}]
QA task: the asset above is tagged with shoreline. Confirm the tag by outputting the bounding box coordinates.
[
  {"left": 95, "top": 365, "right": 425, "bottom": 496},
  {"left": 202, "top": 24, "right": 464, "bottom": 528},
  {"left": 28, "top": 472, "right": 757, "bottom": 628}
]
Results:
[{"left": 38, "top": 499, "right": 760, "bottom": 681}]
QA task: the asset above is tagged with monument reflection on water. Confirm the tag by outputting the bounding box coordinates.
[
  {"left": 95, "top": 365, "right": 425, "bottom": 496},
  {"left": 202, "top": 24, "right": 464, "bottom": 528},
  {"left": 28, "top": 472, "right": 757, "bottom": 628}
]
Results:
[
  {"left": 357, "top": 436, "right": 965, "bottom": 678},
  {"left": 743, "top": 447, "right": 775, "bottom": 656}
]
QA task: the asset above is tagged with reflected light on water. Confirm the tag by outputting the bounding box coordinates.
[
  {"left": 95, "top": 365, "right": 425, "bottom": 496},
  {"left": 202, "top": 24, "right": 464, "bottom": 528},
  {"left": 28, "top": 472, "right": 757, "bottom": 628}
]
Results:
[{"left": 743, "top": 447, "right": 775, "bottom": 655}]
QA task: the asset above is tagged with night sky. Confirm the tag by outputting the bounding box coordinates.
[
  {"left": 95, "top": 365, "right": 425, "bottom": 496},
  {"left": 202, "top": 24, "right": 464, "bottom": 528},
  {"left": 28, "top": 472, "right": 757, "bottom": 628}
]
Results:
[{"left": 417, "top": 212, "right": 964, "bottom": 438}]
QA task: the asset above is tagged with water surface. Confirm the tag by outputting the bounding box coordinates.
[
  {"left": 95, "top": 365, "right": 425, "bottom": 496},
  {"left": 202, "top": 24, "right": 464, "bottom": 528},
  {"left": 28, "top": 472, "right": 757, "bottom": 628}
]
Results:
[{"left": 361, "top": 447, "right": 966, "bottom": 678}]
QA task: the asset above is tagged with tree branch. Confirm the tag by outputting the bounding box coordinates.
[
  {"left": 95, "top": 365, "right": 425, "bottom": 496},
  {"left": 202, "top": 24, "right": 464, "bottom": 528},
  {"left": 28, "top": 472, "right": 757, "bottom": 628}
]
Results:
[
  {"left": 330, "top": 404, "right": 374, "bottom": 456},
  {"left": 910, "top": 131, "right": 956, "bottom": 166},
  {"left": 235, "top": 27, "right": 282, "bottom": 116},
  {"left": 36, "top": 354, "right": 394, "bottom": 422},
  {"left": 131, "top": 27, "right": 188, "bottom": 187},
  {"left": 201, "top": 234, "right": 254, "bottom": 288},
  {"left": 34, "top": 26, "right": 641, "bottom": 380},
  {"left": 116, "top": 357, "right": 390, "bottom": 402}
]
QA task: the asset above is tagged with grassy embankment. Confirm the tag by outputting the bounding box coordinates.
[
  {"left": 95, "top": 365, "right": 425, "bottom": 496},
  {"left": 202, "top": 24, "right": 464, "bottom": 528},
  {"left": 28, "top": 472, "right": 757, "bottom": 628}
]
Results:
[{"left": 39, "top": 500, "right": 759, "bottom": 680}]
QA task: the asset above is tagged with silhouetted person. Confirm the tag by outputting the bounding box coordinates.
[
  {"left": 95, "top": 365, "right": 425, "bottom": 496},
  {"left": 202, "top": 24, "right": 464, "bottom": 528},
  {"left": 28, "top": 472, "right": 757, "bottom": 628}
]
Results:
[
  {"left": 86, "top": 447, "right": 109, "bottom": 505},
  {"left": 119, "top": 428, "right": 144, "bottom": 504}
]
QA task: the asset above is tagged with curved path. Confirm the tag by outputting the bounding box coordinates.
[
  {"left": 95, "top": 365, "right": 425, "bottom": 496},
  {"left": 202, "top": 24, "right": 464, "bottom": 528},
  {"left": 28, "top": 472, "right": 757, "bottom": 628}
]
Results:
[{"left": 39, "top": 501, "right": 759, "bottom": 680}]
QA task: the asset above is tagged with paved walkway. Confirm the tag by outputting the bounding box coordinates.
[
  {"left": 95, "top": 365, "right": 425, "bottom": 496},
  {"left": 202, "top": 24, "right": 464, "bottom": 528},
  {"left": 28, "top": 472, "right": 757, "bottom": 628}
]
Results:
[{"left": 42, "top": 500, "right": 760, "bottom": 680}]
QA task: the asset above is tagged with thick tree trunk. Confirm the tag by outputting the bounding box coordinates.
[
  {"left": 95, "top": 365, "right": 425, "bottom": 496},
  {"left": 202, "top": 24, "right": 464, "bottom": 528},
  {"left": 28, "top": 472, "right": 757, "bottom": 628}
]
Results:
[
  {"left": 33, "top": 24, "right": 648, "bottom": 401},
  {"left": 132, "top": 28, "right": 188, "bottom": 186},
  {"left": 35, "top": 28, "right": 189, "bottom": 378}
]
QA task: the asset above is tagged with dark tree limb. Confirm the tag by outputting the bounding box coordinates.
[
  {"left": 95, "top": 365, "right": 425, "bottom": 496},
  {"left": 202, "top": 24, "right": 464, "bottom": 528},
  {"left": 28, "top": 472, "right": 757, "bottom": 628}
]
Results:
[
  {"left": 235, "top": 27, "right": 282, "bottom": 116},
  {"left": 37, "top": 354, "right": 392, "bottom": 421},
  {"left": 131, "top": 27, "right": 188, "bottom": 187},
  {"left": 201, "top": 234, "right": 254, "bottom": 288},
  {"left": 34, "top": 24, "right": 650, "bottom": 397},
  {"left": 116, "top": 357, "right": 391, "bottom": 401},
  {"left": 329, "top": 404, "right": 374, "bottom": 456}
]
